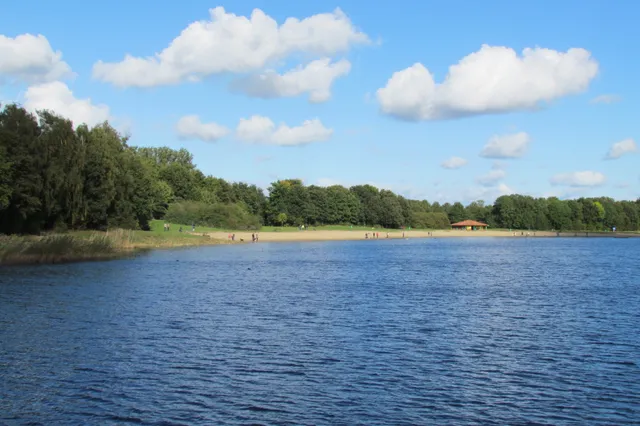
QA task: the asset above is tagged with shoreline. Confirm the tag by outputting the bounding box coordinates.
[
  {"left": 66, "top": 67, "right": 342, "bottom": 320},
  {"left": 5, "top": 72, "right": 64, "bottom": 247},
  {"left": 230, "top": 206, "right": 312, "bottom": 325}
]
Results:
[
  {"left": 2, "top": 229, "right": 636, "bottom": 266},
  {"left": 206, "top": 229, "right": 639, "bottom": 243}
]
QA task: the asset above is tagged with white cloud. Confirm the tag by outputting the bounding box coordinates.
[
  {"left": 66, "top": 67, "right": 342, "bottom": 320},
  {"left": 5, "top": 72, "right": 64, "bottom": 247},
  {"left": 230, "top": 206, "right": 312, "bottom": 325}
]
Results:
[
  {"left": 550, "top": 171, "right": 606, "bottom": 187},
  {"left": 176, "top": 115, "right": 229, "bottom": 142},
  {"left": 376, "top": 45, "right": 598, "bottom": 121},
  {"left": 441, "top": 156, "right": 468, "bottom": 169},
  {"left": 92, "top": 7, "right": 368, "bottom": 88},
  {"left": 605, "top": 138, "right": 637, "bottom": 160},
  {"left": 480, "top": 132, "right": 531, "bottom": 159},
  {"left": 236, "top": 115, "right": 333, "bottom": 146},
  {"left": 0, "top": 34, "right": 74, "bottom": 83},
  {"left": 476, "top": 169, "right": 507, "bottom": 186},
  {"left": 463, "top": 183, "right": 515, "bottom": 203},
  {"left": 316, "top": 177, "right": 345, "bottom": 187},
  {"left": 230, "top": 58, "right": 350, "bottom": 102},
  {"left": 24, "top": 81, "right": 110, "bottom": 128},
  {"left": 590, "top": 94, "right": 621, "bottom": 104}
]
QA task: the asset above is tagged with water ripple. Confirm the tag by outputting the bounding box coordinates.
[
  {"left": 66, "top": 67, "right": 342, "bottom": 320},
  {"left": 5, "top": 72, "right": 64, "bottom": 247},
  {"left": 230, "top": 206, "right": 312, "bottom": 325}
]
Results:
[{"left": 1, "top": 238, "right": 640, "bottom": 424}]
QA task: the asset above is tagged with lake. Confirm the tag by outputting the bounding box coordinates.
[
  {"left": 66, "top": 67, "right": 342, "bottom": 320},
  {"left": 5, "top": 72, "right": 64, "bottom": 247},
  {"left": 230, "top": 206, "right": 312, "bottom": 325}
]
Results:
[{"left": 1, "top": 238, "right": 639, "bottom": 425}]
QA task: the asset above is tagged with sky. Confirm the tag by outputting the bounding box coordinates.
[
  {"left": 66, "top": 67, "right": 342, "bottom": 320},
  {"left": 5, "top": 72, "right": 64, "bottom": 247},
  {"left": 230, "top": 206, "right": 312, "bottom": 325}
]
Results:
[{"left": 1, "top": 0, "right": 638, "bottom": 204}]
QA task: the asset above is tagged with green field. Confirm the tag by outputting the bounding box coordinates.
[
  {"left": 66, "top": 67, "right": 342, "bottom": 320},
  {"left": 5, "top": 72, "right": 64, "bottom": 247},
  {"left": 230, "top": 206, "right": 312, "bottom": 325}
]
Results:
[{"left": 151, "top": 220, "right": 408, "bottom": 233}]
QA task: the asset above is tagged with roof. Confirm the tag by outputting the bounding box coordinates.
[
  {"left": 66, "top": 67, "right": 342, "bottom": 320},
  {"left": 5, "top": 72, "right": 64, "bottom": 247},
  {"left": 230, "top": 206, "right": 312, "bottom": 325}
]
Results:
[{"left": 451, "top": 220, "right": 488, "bottom": 227}]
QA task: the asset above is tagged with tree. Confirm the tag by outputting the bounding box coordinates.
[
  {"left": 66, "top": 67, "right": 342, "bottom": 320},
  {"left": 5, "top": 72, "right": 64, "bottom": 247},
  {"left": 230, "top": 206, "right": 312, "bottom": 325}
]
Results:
[
  {"left": 276, "top": 212, "right": 288, "bottom": 227},
  {"left": 1, "top": 103, "right": 639, "bottom": 236},
  {"left": 447, "top": 202, "right": 466, "bottom": 224}
]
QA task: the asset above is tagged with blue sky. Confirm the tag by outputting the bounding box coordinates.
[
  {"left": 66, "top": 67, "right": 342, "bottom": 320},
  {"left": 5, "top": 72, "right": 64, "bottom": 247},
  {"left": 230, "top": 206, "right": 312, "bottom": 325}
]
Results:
[{"left": 1, "top": 0, "right": 638, "bottom": 203}]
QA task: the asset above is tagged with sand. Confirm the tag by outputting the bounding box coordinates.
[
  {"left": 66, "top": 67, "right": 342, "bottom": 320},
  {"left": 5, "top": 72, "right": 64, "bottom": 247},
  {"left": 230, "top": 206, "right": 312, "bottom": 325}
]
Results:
[{"left": 206, "top": 229, "right": 560, "bottom": 243}]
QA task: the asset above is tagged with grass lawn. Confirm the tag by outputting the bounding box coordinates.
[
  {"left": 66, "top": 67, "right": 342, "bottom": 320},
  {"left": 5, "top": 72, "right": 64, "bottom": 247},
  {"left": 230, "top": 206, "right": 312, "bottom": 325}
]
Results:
[{"left": 151, "top": 220, "right": 411, "bottom": 233}]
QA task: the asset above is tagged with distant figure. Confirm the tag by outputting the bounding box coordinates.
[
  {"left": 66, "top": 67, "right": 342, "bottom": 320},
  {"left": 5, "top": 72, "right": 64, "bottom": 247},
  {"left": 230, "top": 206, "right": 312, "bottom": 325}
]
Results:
[
  {"left": 179, "top": 226, "right": 183, "bottom": 233},
  {"left": 252, "top": 233, "right": 255, "bottom": 242},
  {"left": 256, "top": 233, "right": 259, "bottom": 242},
  {"left": 192, "top": 222, "right": 195, "bottom": 232},
  {"left": 386, "top": 232, "right": 389, "bottom": 238},
  {"left": 232, "top": 234, "right": 235, "bottom": 241},
  {"left": 365, "top": 233, "right": 369, "bottom": 239},
  {"left": 402, "top": 232, "right": 405, "bottom": 238},
  {"left": 377, "top": 232, "right": 379, "bottom": 239},
  {"left": 228, "top": 233, "right": 231, "bottom": 240}
]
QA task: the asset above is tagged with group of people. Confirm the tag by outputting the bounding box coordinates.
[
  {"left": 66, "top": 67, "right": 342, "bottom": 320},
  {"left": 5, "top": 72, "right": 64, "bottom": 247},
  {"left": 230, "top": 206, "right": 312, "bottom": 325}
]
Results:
[
  {"left": 164, "top": 223, "right": 196, "bottom": 232},
  {"left": 251, "top": 233, "right": 259, "bottom": 242},
  {"left": 365, "top": 231, "right": 420, "bottom": 239},
  {"left": 365, "top": 232, "right": 386, "bottom": 239}
]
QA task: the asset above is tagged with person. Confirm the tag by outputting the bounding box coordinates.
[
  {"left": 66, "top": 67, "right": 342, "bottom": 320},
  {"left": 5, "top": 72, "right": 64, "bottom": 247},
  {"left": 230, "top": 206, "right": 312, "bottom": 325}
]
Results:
[
  {"left": 256, "top": 233, "right": 259, "bottom": 242},
  {"left": 386, "top": 232, "right": 389, "bottom": 238},
  {"left": 232, "top": 233, "right": 235, "bottom": 241},
  {"left": 252, "top": 233, "right": 255, "bottom": 242},
  {"left": 179, "top": 226, "right": 183, "bottom": 233},
  {"left": 365, "top": 233, "right": 368, "bottom": 239},
  {"left": 192, "top": 222, "right": 195, "bottom": 232}
]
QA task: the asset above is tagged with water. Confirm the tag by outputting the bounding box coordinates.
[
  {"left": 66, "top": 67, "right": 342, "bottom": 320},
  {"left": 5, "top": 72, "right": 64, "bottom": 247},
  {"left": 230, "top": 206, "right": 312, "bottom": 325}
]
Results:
[{"left": 1, "top": 238, "right": 639, "bottom": 425}]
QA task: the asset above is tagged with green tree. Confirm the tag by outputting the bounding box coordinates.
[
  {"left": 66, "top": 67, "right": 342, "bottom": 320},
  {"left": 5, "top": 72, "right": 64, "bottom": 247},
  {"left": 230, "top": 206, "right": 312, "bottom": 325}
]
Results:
[{"left": 276, "top": 212, "right": 288, "bottom": 227}]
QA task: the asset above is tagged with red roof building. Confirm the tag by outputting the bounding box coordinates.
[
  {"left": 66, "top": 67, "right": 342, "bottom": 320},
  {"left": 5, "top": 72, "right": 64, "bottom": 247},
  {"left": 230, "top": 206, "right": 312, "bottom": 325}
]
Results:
[{"left": 451, "top": 220, "right": 488, "bottom": 230}]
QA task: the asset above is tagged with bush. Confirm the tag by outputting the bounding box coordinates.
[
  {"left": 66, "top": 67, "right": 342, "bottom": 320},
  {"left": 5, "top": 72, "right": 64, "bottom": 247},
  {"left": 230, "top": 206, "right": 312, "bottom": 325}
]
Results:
[
  {"left": 164, "top": 201, "right": 261, "bottom": 230},
  {"left": 410, "top": 212, "right": 450, "bottom": 229}
]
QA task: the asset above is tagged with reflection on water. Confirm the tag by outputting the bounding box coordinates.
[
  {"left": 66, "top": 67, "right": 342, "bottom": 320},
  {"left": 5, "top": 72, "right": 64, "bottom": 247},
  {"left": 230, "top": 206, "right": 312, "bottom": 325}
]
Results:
[{"left": 1, "top": 238, "right": 639, "bottom": 424}]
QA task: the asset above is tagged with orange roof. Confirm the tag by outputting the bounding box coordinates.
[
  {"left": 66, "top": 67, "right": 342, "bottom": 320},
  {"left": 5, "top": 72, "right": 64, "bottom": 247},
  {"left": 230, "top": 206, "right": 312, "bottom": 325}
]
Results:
[{"left": 451, "top": 220, "right": 488, "bottom": 227}]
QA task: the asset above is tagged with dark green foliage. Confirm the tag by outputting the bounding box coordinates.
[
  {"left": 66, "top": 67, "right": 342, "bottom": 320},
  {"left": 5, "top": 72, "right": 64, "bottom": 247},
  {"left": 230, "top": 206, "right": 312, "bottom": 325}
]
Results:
[
  {"left": 164, "top": 201, "right": 261, "bottom": 230},
  {"left": 0, "top": 104, "right": 638, "bottom": 234}
]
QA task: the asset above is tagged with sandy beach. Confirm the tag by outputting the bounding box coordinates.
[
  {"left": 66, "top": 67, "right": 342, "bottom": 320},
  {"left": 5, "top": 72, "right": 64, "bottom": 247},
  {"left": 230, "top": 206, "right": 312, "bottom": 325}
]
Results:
[{"left": 207, "top": 229, "right": 564, "bottom": 242}]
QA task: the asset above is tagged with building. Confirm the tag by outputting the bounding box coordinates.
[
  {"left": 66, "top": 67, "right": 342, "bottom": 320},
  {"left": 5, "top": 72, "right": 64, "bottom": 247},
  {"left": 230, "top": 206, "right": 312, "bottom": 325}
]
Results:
[{"left": 451, "top": 220, "right": 488, "bottom": 231}]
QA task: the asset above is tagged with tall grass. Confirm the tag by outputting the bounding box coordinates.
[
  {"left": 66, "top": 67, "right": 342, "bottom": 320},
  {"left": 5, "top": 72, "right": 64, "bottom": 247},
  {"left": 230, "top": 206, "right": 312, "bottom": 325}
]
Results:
[{"left": 0, "top": 229, "right": 136, "bottom": 265}]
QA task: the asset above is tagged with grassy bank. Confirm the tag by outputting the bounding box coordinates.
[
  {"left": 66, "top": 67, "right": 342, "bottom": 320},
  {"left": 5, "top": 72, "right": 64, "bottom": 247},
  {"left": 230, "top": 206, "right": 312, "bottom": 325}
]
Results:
[
  {"left": 0, "top": 226, "right": 232, "bottom": 266},
  {"left": 0, "top": 231, "right": 132, "bottom": 265}
]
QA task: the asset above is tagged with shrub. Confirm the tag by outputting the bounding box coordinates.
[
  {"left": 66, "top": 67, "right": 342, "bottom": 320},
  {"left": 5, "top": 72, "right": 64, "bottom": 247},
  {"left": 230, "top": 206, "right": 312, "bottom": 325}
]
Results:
[{"left": 164, "top": 201, "right": 261, "bottom": 230}]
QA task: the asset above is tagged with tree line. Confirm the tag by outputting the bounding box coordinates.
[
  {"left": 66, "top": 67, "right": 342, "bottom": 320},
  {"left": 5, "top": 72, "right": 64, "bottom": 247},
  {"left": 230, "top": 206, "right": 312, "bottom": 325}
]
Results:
[{"left": 1, "top": 104, "right": 638, "bottom": 234}]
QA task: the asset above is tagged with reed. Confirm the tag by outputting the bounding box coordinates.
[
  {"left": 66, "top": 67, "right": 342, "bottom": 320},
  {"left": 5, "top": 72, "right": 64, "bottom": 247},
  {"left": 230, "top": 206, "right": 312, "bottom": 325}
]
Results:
[{"left": 0, "top": 231, "right": 136, "bottom": 266}]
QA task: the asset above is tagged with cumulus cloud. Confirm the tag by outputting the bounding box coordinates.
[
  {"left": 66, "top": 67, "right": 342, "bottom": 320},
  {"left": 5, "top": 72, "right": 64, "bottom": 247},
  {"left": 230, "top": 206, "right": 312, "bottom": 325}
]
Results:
[
  {"left": 230, "top": 58, "right": 350, "bottom": 103},
  {"left": 441, "top": 156, "right": 468, "bottom": 169},
  {"left": 463, "top": 183, "right": 515, "bottom": 203},
  {"left": 480, "top": 132, "right": 531, "bottom": 159},
  {"left": 590, "top": 94, "right": 621, "bottom": 104},
  {"left": 315, "top": 177, "right": 345, "bottom": 187},
  {"left": 236, "top": 115, "right": 333, "bottom": 146},
  {"left": 476, "top": 169, "right": 507, "bottom": 186},
  {"left": 0, "top": 33, "right": 74, "bottom": 83},
  {"left": 550, "top": 171, "right": 606, "bottom": 187},
  {"left": 24, "top": 81, "right": 110, "bottom": 128},
  {"left": 176, "top": 115, "right": 229, "bottom": 142},
  {"left": 92, "top": 7, "right": 368, "bottom": 88},
  {"left": 605, "top": 138, "right": 637, "bottom": 160},
  {"left": 376, "top": 45, "right": 598, "bottom": 121}
]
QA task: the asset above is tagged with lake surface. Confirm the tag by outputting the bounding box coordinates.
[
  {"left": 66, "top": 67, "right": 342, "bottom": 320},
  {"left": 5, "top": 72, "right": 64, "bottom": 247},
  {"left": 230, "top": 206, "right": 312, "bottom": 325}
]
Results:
[{"left": 1, "top": 238, "right": 639, "bottom": 425}]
